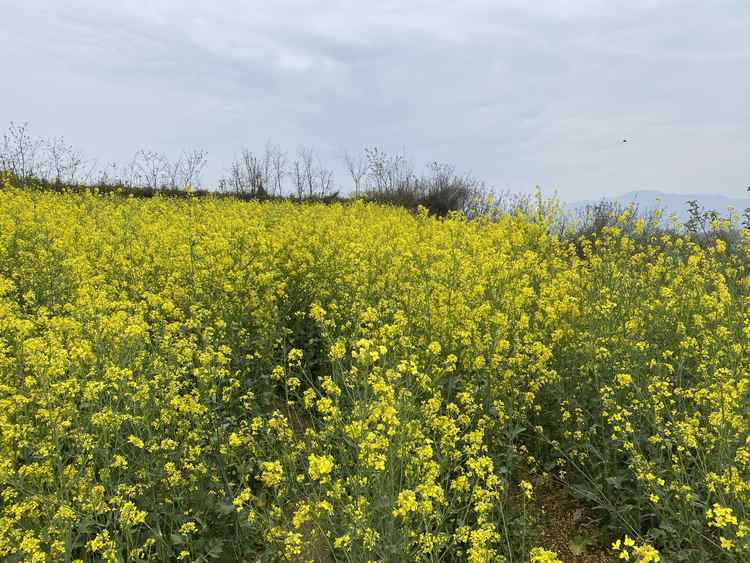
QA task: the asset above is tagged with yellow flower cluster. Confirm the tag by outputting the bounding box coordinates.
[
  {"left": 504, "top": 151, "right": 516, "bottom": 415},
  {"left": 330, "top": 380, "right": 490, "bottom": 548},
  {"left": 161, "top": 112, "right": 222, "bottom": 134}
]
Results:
[
  {"left": 529, "top": 546, "right": 563, "bottom": 562},
  {"left": 613, "top": 536, "right": 660, "bottom": 562},
  {"left": 0, "top": 178, "right": 748, "bottom": 561}
]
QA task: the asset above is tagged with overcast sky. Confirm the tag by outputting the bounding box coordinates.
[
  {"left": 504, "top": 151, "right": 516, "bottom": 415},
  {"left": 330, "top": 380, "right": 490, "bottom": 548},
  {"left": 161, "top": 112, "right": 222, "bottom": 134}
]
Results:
[{"left": 2, "top": 1, "right": 748, "bottom": 200}]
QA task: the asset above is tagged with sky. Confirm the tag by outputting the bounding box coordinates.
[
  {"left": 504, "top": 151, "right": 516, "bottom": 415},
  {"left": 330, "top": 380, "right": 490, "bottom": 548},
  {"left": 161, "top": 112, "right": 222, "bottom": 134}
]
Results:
[{"left": 1, "top": 1, "right": 749, "bottom": 200}]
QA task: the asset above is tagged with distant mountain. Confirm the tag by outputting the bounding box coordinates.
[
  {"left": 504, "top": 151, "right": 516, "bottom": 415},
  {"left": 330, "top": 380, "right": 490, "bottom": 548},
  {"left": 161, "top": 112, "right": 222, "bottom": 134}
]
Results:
[{"left": 571, "top": 190, "right": 750, "bottom": 221}]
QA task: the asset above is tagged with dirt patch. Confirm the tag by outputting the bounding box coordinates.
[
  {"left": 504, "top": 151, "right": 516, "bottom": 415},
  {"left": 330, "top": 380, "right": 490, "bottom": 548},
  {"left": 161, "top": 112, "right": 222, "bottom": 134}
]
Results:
[{"left": 532, "top": 475, "right": 613, "bottom": 562}]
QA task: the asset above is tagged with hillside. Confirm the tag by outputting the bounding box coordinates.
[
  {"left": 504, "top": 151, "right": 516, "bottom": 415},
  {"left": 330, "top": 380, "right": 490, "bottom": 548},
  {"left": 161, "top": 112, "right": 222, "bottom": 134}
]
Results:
[{"left": 572, "top": 189, "right": 750, "bottom": 221}]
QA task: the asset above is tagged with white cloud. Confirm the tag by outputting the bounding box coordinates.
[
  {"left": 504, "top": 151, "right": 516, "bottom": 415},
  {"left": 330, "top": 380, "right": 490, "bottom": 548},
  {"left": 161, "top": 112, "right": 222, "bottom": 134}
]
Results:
[{"left": 1, "top": 0, "right": 749, "bottom": 199}]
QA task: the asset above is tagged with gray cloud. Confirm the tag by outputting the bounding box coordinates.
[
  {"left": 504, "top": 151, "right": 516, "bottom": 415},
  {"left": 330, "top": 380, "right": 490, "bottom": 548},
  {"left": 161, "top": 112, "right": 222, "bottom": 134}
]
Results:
[{"left": 2, "top": 0, "right": 748, "bottom": 199}]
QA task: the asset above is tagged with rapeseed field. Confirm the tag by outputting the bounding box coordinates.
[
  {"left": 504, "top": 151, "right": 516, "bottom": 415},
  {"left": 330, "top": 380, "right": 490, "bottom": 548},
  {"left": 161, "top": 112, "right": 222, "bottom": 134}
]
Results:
[{"left": 0, "top": 178, "right": 748, "bottom": 562}]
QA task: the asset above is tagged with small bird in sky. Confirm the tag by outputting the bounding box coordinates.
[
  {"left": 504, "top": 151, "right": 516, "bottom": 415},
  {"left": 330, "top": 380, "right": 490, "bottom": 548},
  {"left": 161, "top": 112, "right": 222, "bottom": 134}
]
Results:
[{"left": 622, "top": 139, "right": 628, "bottom": 143}]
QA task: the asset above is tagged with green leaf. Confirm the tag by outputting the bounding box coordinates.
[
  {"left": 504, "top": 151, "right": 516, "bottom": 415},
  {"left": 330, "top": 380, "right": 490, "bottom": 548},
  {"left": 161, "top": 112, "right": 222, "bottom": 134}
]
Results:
[
  {"left": 217, "top": 501, "right": 235, "bottom": 516},
  {"left": 206, "top": 539, "right": 224, "bottom": 559},
  {"left": 568, "top": 534, "right": 593, "bottom": 556},
  {"left": 170, "top": 533, "right": 186, "bottom": 546}
]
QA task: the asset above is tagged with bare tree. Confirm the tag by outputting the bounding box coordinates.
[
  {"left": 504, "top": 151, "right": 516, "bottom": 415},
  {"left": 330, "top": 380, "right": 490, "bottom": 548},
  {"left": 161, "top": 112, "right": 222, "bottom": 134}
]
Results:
[
  {"left": 425, "top": 161, "right": 456, "bottom": 191},
  {"left": 46, "top": 136, "right": 68, "bottom": 183},
  {"left": 243, "top": 149, "right": 266, "bottom": 196},
  {"left": 365, "top": 147, "right": 414, "bottom": 194},
  {"left": 45, "top": 136, "right": 85, "bottom": 184},
  {"left": 365, "top": 147, "right": 387, "bottom": 192},
  {"left": 122, "top": 154, "right": 141, "bottom": 187},
  {"left": 292, "top": 158, "right": 304, "bottom": 199},
  {"left": 1, "top": 122, "right": 212, "bottom": 191},
  {"left": 81, "top": 157, "right": 100, "bottom": 185},
  {"left": 344, "top": 150, "right": 368, "bottom": 197},
  {"left": 266, "top": 142, "right": 287, "bottom": 196},
  {"left": 261, "top": 143, "right": 273, "bottom": 195},
  {"left": 316, "top": 156, "right": 334, "bottom": 197},
  {"left": 180, "top": 149, "right": 207, "bottom": 190},
  {"left": 220, "top": 149, "right": 266, "bottom": 196},
  {"left": 166, "top": 149, "right": 207, "bottom": 190},
  {"left": 298, "top": 147, "right": 316, "bottom": 198},
  {"left": 96, "top": 161, "right": 123, "bottom": 187},
  {"left": 134, "top": 150, "right": 169, "bottom": 189},
  {"left": 1, "top": 122, "right": 41, "bottom": 182},
  {"left": 221, "top": 160, "right": 243, "bottom": 194},
  {"left": 165, "top": 153, "right": 184, "bottom": 190},
  {"left": 288, "top": 147, "right": 334, "bottom": 199},
  {"left": 388, "top": 151, "right": 415, "bottom": 193}
]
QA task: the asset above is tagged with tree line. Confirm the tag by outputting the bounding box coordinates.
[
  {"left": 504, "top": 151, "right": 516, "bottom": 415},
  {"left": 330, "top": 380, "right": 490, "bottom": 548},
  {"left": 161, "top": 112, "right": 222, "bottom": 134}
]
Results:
[{"left": 0, "top": 122, "right": 487, "bottom": 215}]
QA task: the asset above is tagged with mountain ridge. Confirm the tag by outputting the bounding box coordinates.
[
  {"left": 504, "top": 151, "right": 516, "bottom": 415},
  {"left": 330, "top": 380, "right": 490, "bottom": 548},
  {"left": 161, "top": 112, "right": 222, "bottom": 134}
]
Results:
[{"left": 570, "top": 190, "right": 750, "bottom": 221}]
